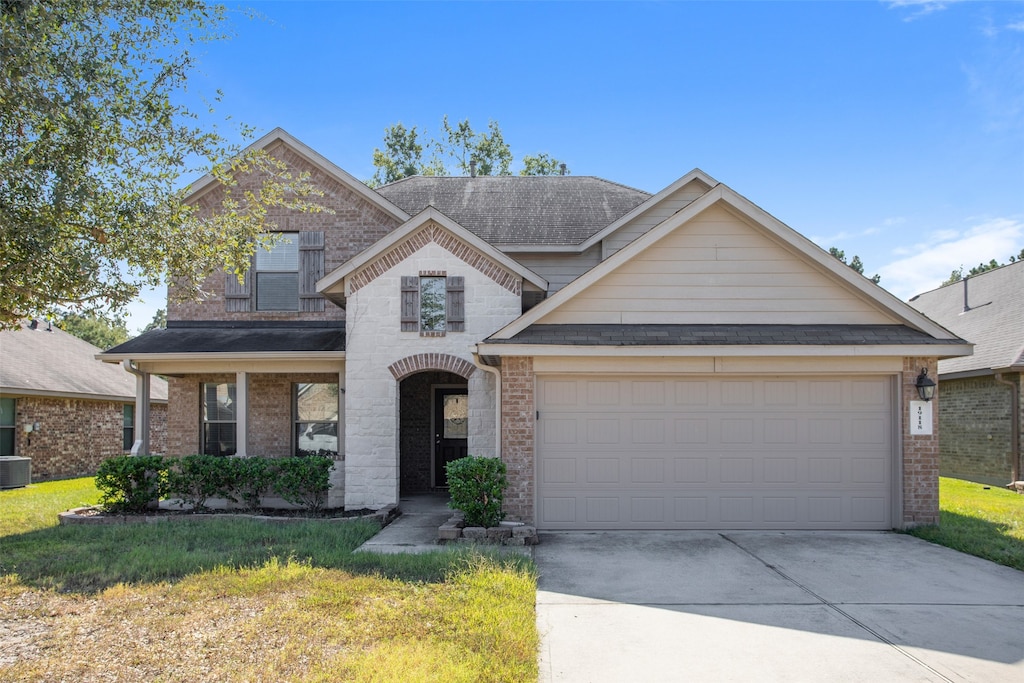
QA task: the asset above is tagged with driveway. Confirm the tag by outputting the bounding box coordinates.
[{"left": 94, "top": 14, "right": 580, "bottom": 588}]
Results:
[{"left": 535, "top": 531, "right": 1024, "bottom": 681}]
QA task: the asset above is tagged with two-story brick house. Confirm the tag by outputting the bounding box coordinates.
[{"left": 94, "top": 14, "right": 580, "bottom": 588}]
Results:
[{"left": 101, "top": 128, "right": 970, "bottom": 529}]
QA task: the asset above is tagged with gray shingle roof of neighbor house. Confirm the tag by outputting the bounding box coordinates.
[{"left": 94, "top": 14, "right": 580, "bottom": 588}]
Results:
[
  {"left": 0, "top": 320, "right": 168, "bottom": 401},
  {"left": 484, "top": 324, "right": 966, "bottom": 346},
  {"left": 103, "top": 322, "right": 345, "bottom": 356},
  {"left": 909, "top": 260, "right": 1024, "bottom": 375},
  {"left": 375, "top": 176, "right": 652, "bottom": 246}
]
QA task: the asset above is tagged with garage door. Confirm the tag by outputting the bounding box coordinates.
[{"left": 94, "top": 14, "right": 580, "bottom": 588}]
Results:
[{"left": 536, "top": 376, "right": 894, "bottom": 530}]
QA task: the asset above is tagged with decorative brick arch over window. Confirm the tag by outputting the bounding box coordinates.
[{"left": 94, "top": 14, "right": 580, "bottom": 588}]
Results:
[{"left": 388, "top": 354, "right": 477, "bottom": 381}]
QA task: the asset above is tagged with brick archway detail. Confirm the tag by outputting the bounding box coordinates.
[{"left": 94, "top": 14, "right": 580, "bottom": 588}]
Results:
[{"left": 388, "top": 353, "right": 476, "bottom": 381}]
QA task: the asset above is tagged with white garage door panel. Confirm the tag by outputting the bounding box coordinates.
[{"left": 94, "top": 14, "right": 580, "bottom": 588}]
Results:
[{"left": 537, "top": 376, "right": 893, "bottom": 530}]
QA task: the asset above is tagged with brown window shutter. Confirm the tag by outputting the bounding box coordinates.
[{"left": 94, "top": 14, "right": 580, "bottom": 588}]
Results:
[
  {"left": 401, "top": 276, "right": 420, "bottom": 331},
  {"left": 446, "top": 276, "right": 465, "bottom": 332},
  {"left": 299, "top": 231, "right": 326, "bottom": 312},
  {"left": 224, "top": 254, "right": 254, "bottom": 312}
]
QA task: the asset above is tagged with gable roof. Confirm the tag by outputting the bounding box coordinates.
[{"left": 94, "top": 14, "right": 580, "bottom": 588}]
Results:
[
  {"left": 318, "top": 206, "right": 548, "bottom": 298},
  {"left": 0, "top": 321, "right": 168, "bottom": 402},
  {"left": 487, "top": 183, "right": 969, "bottom": 349},
  {"left": 375, "top": 176, "right": 650, "bottom": 247},
  {"left": 186, "top": 127, "right": 410, "bottom": 223},
  {"left": 909, "top": 260, "right": 1024, "bottom": 376}
]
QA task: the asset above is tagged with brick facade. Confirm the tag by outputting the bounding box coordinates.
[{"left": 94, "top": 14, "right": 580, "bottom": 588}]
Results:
[
  {"left": 938, "top": 374, "right": 1021, "bottom": 485},
  {"left": 166, "top": 373, "right": 340, "bottom": 458},
  {"left": 168, "top": 139, "right": 401, "bottom": 323},
  {"left": 12, "top": 396, "right": 167, "bottom": 481},
  {"left": 902, "top": 356, "right": 940, "bottom": 527},
  {"left": 500, "top": 357, "right": 535, "bottom": 522}
]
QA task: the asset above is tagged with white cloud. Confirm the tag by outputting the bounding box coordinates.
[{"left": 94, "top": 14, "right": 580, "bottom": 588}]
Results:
[
  {"left": 810, "top": 225, "right": 884, "bottom": 246},
  {"left": 878, "top": 217, "right": 1023, "bottom": 300},
  {"left": 885, "top": 0, "right": 965, "bottom": 21},
  {"left": 1008, "top": 21, "right": 1024, "bottom": 32}
]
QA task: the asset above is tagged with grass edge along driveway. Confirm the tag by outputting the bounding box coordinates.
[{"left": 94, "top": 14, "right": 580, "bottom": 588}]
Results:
[{"left": 0, "top": 478, "right": 538, "bottom": 682}]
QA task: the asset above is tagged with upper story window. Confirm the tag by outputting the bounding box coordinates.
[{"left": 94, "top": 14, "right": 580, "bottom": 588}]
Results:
[
  {"left": 255, "top": 233, "right": 299, "bottom": 311},
  {"left": 224, "top": 231, "right": 325, "bottom": 313},
  {"left": 401, "top": 274, "right": 464, "bottom": 335}
]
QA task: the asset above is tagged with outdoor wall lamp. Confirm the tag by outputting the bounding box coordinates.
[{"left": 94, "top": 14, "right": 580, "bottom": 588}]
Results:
[{"left": 915, "top": 369, "right": 936, "bottom": 401}]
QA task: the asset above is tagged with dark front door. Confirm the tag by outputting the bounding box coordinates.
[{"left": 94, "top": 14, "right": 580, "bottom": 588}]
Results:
[{"left": 434, "top": 387, "right": 468, "bottom": 487}]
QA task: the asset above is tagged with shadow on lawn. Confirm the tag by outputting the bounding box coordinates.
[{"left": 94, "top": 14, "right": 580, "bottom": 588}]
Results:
[
  {"left": 907, "top": 510, "right": 1024, "bottom": 572},
  {"left": 0, "top": 519, "right": 527, "bottom": 594}
]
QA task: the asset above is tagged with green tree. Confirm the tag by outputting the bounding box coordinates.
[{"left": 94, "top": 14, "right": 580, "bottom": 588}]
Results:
[
  {"left": 369, "top": 123, "right": 424, "bottom": 187},
  {"left": 58, "top": 313, "right": 130, "bottom": 349},
  {"left": 520, "top": 153, "right": 568, "bottom": 176},
  {"left": 142, "top": 308, "right": 167, "bottom": 333},
  {"left": 942, "top": 248, "right": 1024, "bottom": 285},
  {"left": 0, "top": 0, "right": 325, "bottom": 330},
  {"left": 369, "top": 117, "right": 568, "bottom": 183},
  {"left": 828, "top": 247, "right": 881, "bottom": 284}
]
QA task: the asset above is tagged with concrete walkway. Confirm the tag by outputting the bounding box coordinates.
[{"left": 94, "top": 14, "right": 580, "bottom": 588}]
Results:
[
  {"left": 535, "top": 531, "right": 1024, "bottom": 682},
  {"left": 354, "top": 492, "right": 452, "bottom": 554}
]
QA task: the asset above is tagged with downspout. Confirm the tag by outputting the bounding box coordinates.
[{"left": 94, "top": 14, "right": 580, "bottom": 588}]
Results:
[
  {"left": 994, "top": 372, "right": 1021, "bottom": 483},
  {"left": 471, "top": 350, "right": 502, "bottom": 459},
  {"left": 121, "top": 359, "right": 151, "bottom": 456}
]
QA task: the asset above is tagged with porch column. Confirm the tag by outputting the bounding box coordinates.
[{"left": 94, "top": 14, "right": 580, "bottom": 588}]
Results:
[
  {"left": 133, "top": 370, "right": 151, "bottom": 456},
  {"left": 236, "top": 371, "right": 248, "bottom": 457}
]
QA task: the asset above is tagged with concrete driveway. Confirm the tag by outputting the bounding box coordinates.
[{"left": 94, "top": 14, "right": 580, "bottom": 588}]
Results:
[{"left": 535, "top": 531, "right": 1024, "bottom": 682}]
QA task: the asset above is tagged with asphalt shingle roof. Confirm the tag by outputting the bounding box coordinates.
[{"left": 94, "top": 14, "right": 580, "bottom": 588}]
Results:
[
  {"left": 104, "top": 322, "right": 346, "bottom": 355},
  {"left": 486, "top": 324, "right": 962, "bottom": 346},
  {"left": 909, "top": 260, "right": 1024, "bottom": 374},
  {"left": 0, "top": 321, "right": 168, "bottom": 400},
  {"left": 375, "top": 176, "right": 651, "bottom": 246}
]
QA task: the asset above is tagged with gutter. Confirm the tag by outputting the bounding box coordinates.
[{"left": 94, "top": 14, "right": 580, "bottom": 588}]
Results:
[
  {"left": 994, "top": 372, "right": 1021, "bottom": 484},
  {"left": 121, "top": 360, "right": 151, "bottom": 457},
  {"left": 471, "top": 350, "right": 502, "bottom": 459}
]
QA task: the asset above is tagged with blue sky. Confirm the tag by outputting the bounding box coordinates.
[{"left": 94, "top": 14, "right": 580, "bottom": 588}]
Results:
[{"left": 128, "top": 0, "right": 1023, "bottom": 331}]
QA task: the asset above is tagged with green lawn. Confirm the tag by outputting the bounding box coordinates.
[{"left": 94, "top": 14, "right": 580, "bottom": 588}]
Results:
[
  {"left": 908, "top": 477, "right": 1024, "bottom": 571},
  {"left": 0, "top": 478, "right": 538, "bottom": 682}
]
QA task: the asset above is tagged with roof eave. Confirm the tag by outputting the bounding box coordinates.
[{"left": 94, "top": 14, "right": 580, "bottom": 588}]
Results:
[
  {"left": 97, "top": 351, "right": 346, "bottom": 363},
  {"left": 475, "top": 342, "right": 975, "bottom": 358}
]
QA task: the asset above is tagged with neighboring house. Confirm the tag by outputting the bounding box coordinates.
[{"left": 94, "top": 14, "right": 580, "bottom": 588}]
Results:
[
  {"left": 99, "top": 128, "right": 971, "bottom": 530},
  {"left": 0, "top": 320, "right": 168, "bottom": 481},
  {"left": 909, "top": 262, "right": 1024, "bottom": 485}
]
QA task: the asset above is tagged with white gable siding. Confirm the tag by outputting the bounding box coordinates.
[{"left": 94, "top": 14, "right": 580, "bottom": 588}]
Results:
[
  {"left": 538, "top": 204, "right": 897, "bottom": 326},
  {"left": 601, "top": 180, "right": 711, "bottom": 260},
  {"left": 512, "top": 245, "right": 602, "bottom": 293}
]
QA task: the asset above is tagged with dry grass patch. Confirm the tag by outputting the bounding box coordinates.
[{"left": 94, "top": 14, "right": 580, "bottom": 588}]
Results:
[{"left": 1, "top": 479, "right": 539, "bottom": 682}]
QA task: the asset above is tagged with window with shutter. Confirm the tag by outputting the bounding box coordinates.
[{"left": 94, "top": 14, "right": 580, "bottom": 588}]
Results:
[
  {"left": 225, "top": 231, "right": 326, "bottom": 313},
  {"left": 399, "top": 273, "right": 466, "bottom": 335}
]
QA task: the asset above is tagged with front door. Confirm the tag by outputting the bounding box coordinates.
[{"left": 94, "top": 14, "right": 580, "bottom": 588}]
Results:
[{"left": 434, "top": 387, "right": 468, "bottom": 487}]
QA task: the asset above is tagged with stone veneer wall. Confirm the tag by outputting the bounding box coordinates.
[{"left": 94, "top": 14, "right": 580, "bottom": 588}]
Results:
[
  {"left": 167, "top": 139, "right": 401, "bottom": 323},
  {"left": 13, "top": 396, "right": 167, "bottom": 480},
  {"left": 344, "top": 237, "right": 522, "bottom": 510},
  {"left": 937, "top": 373, "right": 1021, "bottom": 486},
  {"left": 166, "top": 373, "right": 341, "bottom": 457},
  {"left": 500, "top": 357, "right": 535, "bottom": 523},
  {"left": 902, "top": 356, "right": 940, "bottom": 527}
]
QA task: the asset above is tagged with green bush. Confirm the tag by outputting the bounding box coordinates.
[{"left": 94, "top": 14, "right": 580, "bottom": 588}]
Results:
[
  {"left": 271, "top": 456, "right": 333, "bottom": 512},
  {"left": 95, "top": 455, "right": 171, "bottom": 514},
  {"left": 167, "top": 454, "right": 237, "bottom": 511},
  {"left": 232, "top": 456, "right": 275, "bottom": 511},
  {"left": 446, "top": 456, "right": 507, "bottom": 528}
]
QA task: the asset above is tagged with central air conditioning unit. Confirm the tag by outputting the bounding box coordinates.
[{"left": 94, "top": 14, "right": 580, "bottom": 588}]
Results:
[{"left": 0, "top": 456, "right": 31, "bottom": 489}]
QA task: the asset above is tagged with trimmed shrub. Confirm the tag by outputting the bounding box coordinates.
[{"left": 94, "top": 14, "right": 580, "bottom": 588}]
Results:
[
  {"left": 232, "top": 456, "right": 275, "bottom": 511},
  {"left": 446, "top": 456, "right": 507, "bottom": 528},
  {"left": 271, "top": 456, "right": 333, "bottom": 512},
  {"left": 95, "top": 455, "right": 171, "bottom": 514},
  {"left": 167, "top": 454, "right": 237, "bottom": 511}
]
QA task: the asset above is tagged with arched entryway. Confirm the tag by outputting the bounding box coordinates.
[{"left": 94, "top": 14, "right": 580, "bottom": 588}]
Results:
[{"left": 390, "top": 354, "right": 475, "bottom": 494}]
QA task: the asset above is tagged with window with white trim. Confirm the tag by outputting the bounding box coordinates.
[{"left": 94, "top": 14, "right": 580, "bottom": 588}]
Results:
[
  {"left": 294, "top": 383, "right": 339, "bottom": 457},
  {"left": 256, "top": 233, "right": 299, "bottom": 311},
  {"left": 123, "top": 404, "right": 134, "bottom": 451},
  {"left": 201, "top": 383, "right": 236, "bottom": 456},
  {"left": 400, "top": 275, "right": 465, "bottom": 335}
]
